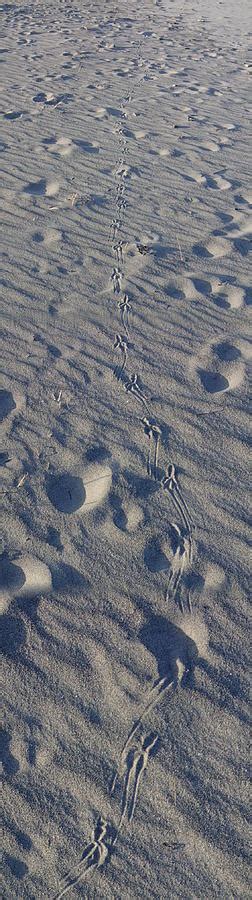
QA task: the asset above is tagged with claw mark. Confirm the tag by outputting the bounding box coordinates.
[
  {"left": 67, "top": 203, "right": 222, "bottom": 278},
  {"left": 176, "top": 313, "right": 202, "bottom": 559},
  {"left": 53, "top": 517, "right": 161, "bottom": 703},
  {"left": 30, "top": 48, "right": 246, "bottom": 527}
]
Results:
[
  {"left": 111, "top": 267, "right": 122, "bottom": 293},
  {"left": 111, "top": 676, "right": 179, "bottom": 795},
  {"left": 162, "top": 464, "right": 194, "bottom": 529},
  {"left": 54, "top": 817, "right": 110, "bottom": 900},
  {"left": 161, "top": 464, "right": 194, "bottom": 559},
  {"left": 113, "top": 333, "right": 128, "bottom": 379},
  {"left": 118, "top": 196, "right": 126, "bottom": 211},
  {"left": 113, "top": 241, "right": 124, "bottom": 265},
  {"left": 115, "top": 733, "right": 158, "bottom": 838},
  {"left": 124, "top": 374, "right": 151, "bottom": 414},
  {"left": 141, "top": 417, "right": 162, "bottom": 480},
  {"left": 116, "top": 165, "right": 129, "bottom": 179},
  {"left": 110, "top": 218, "right": 121, "bottom": 241},
  {"left": 117, "top": 293, "right": 132, "bottom": 336},
  {"left": 166, "top": 523, "right": 192, "bottom": 608},
  {"left": 137, "top": 243, "right": 151, "bottom": 255}
]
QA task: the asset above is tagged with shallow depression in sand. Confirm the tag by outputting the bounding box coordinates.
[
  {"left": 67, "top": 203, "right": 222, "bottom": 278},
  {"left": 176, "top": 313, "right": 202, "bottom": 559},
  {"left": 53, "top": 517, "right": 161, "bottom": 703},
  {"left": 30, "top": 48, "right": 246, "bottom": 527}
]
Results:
[
  {"left": 0, "top": 389, "right": 16, "bottom": 422},
  {"left": 47, "top": 464, "right": 112, "bottom": 514},
  {"left": 198, "top": 369, "right": 229, "bottom": 394},
  {"left": 214, "top": 341, "right": 241, "bottom": 363},
  {"left": 196, "top": 339, "right": 245, "bottom": 395},
  {"left": 0, "top": 555, "right": 52, "bottom": 601}
]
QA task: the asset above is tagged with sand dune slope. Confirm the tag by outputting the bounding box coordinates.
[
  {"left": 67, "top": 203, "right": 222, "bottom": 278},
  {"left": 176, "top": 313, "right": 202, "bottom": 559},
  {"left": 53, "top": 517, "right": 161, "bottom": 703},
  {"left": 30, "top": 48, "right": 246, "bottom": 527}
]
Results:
[{"left": 1, "top": 1, "right": 250, "bottom": 898}]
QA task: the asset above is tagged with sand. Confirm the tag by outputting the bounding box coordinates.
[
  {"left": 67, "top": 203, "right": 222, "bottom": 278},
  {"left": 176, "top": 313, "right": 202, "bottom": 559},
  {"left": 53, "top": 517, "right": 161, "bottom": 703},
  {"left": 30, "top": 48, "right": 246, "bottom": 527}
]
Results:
[{"left": 1, "top": 0, "right": 251, "bottom": 898}]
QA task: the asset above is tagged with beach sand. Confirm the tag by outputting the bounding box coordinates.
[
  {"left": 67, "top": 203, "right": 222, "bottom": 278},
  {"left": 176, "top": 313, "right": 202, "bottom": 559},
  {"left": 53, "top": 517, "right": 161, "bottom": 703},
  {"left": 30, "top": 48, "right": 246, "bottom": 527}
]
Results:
[{"left": 1, "top": 1, "right": 251, "bottom": 897}]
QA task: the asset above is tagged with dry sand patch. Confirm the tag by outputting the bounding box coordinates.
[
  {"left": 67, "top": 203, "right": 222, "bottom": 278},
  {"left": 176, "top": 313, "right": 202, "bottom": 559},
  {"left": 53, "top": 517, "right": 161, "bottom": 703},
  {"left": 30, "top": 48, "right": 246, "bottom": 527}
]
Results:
[{"left": 1, "top": 1, "right": 250, "bottom": 898}]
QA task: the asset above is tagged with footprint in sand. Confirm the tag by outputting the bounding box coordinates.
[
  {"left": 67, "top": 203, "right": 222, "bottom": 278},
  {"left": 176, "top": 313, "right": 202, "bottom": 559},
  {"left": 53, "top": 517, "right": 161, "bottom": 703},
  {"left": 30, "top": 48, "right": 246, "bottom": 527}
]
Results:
[
  {"left": 31, "top": 228, "right": 62, "bottom": 246},
  {"left": 4, "top": 110, "right": 23, "bottom": 120},
  {"left": 1, "top": 729, "right": 20, "bottom": 775},
  {"left": 32, "top": 91, "right": 55, "bottom": 104},
  {"left": 123, "top": 242, "right": 151, "bottom": 277},
  {"left": 210, "top": 278, "right": 247, "bottom": 310},
  {"left": 144, "top": 537, "right": 169, "bottom": 574},
  {"left": 150, "top": 144, "right": 170, "bottom": 157},
  {"left": 191, "top": 339, "right": 245, "bottom": 396},
  {"left": 219, "top": 122, "right": 237, "bottom": 132},
  {"left": 234, "top": 188, "right": 252, "bottom": 207},
  {"left": 0, "top": 388, "right": 25, "bottom": 426},
  {"left": 46, "top": 463, "right": 112, "bottom": 515},
  {"left": 165, "top": 278, "right": 186, "bottom": 301},
  {"left": 33, "top": 332, "right": 61, "bottom": 357},
  {"left": 199, "top": 141, "right": 222, "bottom": 153},
  {"left": 198, "top": 370, "right": 230, "bottom": 394},
  {"left": 0, "top": 389, "right": 16, "bottom": 423},
  {"left": 203, "top": 562, "right": 226, "bottom": 593},
  {"left": 0, "top": 555, "right": 52, "bottom": 613},
  {"left": 75, "top": 139, "right": 100, "bottom": 154},
  {"left": 24, "top": 178, "right": 60, "bottom": 197},
  {"left": 193, "top": 236, "right": 230, "bottom": 259},
  {"left": 112, "top": 497, "right": 144, "bottom": 533},
  {"left": 226, "top": 222, "right": 251, "bottom": 258},
  {"left": 190, "top": 274, "right": 247, "bottom": 310},
  {"left": 43, "top": 136, "right": 73, "bottom": 157},
  {"left": 94, "top": 106, "right": 121, "bottom": 120},
  {"left": 122, "top": 127, "right": 147, "bottom": 140},
  {"left": 188, "top": 170, "right": 231, "bottom": 191}
]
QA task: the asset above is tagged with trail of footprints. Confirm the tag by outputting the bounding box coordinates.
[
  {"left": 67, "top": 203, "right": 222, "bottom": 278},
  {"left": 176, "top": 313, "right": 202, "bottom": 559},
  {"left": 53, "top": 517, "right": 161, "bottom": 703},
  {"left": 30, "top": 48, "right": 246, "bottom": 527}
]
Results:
[
  {"left": 54, "top": 19, "right": 202, "bottom": 900},
  {"left": 1, "top": 5, "right": 248, "bottom": 896}
]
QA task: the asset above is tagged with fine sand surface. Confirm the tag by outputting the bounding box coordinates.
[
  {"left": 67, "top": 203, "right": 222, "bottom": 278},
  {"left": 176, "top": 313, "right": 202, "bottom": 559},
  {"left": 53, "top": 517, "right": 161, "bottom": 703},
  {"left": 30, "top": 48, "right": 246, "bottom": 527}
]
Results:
[{"left": 1, "top": 1, "right": 251, "bottom": 898}]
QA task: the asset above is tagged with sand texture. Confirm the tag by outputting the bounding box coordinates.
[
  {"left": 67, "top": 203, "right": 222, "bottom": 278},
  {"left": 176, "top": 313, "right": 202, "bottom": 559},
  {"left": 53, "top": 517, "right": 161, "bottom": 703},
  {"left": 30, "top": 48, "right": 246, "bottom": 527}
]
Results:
[{"left": 1, "top": 0, "right": 251, "bottom": 898}]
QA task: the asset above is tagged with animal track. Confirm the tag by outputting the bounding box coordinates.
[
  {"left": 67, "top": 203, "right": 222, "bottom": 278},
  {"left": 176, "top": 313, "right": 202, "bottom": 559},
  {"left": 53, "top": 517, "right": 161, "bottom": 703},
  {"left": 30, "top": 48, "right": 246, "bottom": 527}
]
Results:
[
  {"left": 54, "top": 817, "right": 111, "bottom": 899},
  {"left": 2, "top": 9, "right": 249, "bottom": 898},
  {"left": 112, "top": 609, "right": 209, "bottom": 800},
  {"left": 116, "top": 733, "right": 158, "bottom": 833}
]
